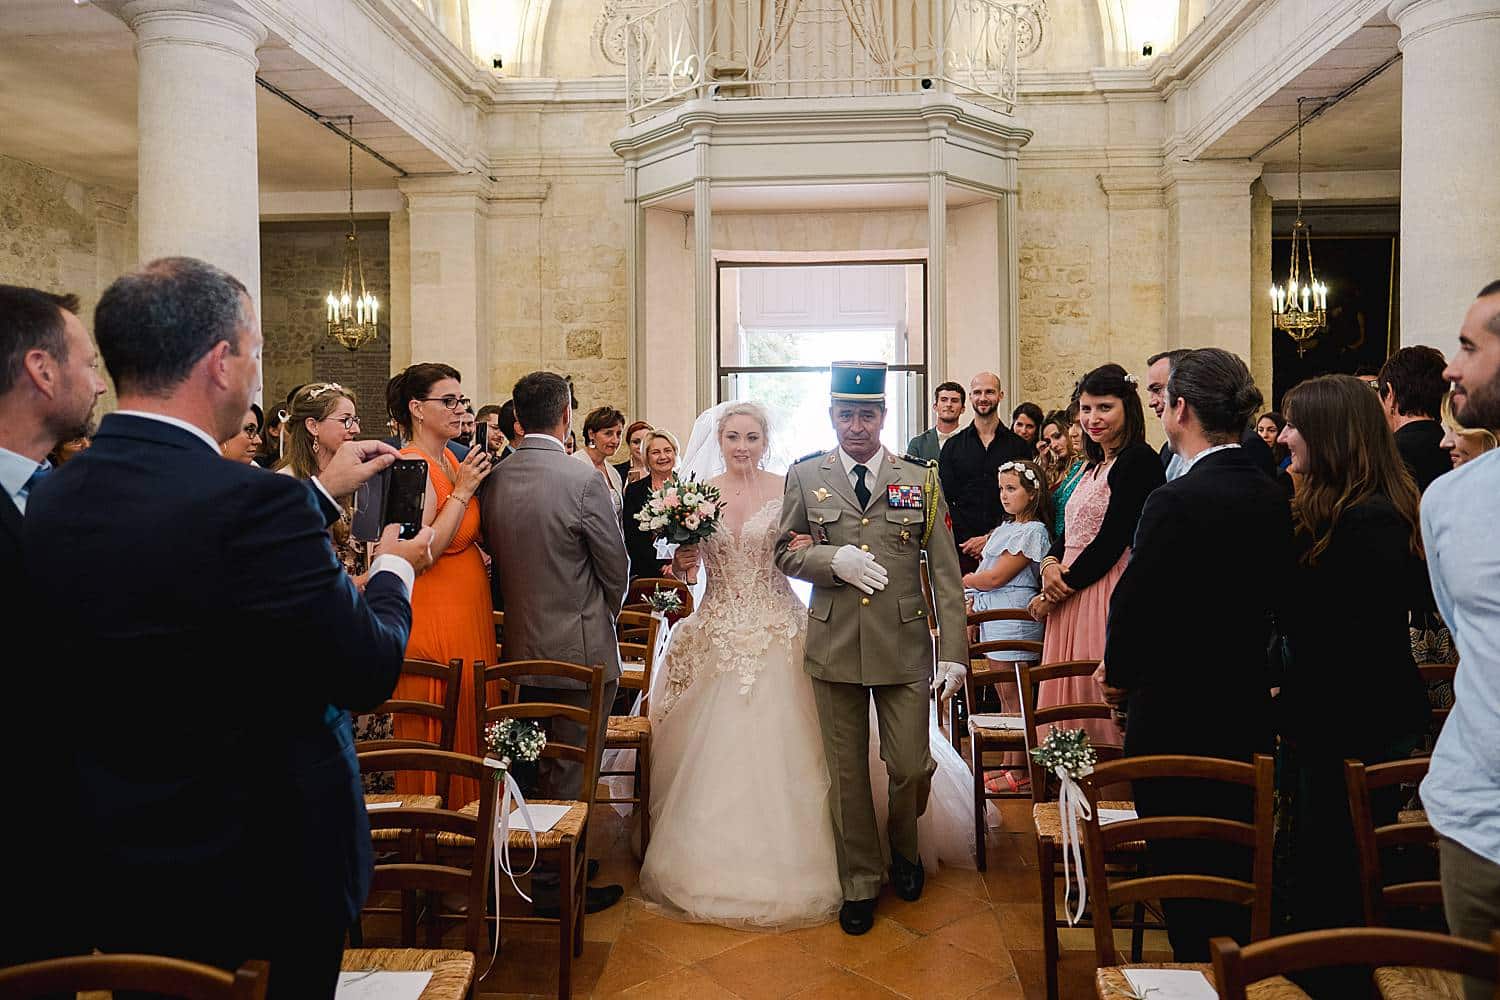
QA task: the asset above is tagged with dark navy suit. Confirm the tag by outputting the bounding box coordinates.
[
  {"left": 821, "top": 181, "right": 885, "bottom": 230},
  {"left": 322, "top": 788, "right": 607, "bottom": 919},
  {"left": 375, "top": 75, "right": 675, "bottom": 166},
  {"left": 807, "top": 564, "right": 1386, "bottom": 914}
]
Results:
[{"left": 23, "top": 413, "right": 412, "bottom": 996}]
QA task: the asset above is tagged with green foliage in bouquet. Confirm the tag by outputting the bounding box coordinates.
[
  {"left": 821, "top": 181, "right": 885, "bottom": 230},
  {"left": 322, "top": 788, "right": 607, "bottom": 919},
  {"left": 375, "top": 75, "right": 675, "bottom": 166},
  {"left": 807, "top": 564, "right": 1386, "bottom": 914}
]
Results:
[{"left": 1028, "top": 727, "right": 1096, "bottom": 782}]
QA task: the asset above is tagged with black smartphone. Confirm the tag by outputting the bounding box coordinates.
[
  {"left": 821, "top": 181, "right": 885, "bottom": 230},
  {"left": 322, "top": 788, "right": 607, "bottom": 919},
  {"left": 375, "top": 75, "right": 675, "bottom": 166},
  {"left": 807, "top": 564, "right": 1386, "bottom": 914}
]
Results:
[
  {"left": 474, "top": 421, "right": 489, "bottom": 454},
  {"left": 384, "top": 458, "right": 428, "bottom": 540}
]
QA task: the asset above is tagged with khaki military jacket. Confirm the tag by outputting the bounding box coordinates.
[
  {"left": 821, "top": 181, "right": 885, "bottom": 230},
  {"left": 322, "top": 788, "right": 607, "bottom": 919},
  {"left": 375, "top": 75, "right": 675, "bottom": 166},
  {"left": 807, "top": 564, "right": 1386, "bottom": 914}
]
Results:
[{"left": 775, "top": 448, "right": 968, "bottom": 686}]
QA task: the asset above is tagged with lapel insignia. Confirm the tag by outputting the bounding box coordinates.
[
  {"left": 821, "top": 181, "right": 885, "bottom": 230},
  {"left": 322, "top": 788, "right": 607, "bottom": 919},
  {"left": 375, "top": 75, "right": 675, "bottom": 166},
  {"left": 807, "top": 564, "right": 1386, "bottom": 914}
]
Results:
[{"left": 812, "top": 487, "right": 832, "bottom": 503}]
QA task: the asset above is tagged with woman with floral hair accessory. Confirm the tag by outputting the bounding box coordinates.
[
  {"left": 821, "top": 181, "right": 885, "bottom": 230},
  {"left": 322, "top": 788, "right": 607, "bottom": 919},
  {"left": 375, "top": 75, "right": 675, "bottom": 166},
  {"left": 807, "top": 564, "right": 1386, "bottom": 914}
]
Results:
[{"left": 1029, "top": 363, "right": 1162, "bottom": 747}]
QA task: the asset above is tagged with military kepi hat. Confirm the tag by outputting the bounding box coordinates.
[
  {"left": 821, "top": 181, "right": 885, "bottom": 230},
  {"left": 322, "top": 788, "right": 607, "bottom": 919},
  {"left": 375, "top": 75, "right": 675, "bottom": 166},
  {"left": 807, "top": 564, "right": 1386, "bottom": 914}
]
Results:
[{"left": 830, "top": 360, "right": 887, "bottom": 402}]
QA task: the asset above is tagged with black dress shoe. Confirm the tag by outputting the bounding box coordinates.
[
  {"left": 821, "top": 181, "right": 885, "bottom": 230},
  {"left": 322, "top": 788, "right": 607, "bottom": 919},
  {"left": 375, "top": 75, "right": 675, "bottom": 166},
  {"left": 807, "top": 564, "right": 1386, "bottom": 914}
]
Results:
[
  {"left": 534, "top": 883, "right": 624, "bottom": 919},
  {"left": 839, "top": 897, "right": 877, "bottom": 936},
  {"left": 890, "top": 852, "right": 925, "bottom": 902}
]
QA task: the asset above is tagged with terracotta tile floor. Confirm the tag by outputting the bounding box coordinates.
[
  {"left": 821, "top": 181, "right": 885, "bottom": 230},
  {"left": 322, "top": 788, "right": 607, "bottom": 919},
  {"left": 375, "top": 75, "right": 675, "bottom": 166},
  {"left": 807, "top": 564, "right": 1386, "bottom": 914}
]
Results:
[{"left": 462, "top": 798, "right": 1171, "bottom": 999}]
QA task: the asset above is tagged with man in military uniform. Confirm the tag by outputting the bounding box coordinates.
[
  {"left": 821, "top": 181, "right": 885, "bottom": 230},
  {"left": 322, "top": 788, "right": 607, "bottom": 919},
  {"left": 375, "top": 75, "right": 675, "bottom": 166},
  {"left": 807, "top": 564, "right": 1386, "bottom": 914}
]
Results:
[{"left": 774, "top": 360, "right": 970, "bottom": 936}]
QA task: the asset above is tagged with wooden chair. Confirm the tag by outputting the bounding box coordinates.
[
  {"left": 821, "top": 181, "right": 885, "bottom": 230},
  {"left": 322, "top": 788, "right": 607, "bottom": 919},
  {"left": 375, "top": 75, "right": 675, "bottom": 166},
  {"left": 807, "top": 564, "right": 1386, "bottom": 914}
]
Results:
[
  {"left": 1016, "top": 659, "right": 1135, "bottom": 1000},
  {"left": 361, "top": 657, "right": 466, "bottom": 811},
  {"left": 1346, "top": 756, "right": 1443, "bottom": 930},
  {"left": 624, "top": 576, "right": 694, "bottom": 623},
  {"left": 470, "top": 659, "right": 606, "bottom": 1000},
  {"left": 965, "top": 608, "right": 1044, "bottom": 870},
  {"left": 1210, "top": 928, "right": 1500, "bottom": 1000},
  {"left": 597, "top": 610, "right": 663, "bottom": 853},
  {"left": 1082, "top": 754, "right": 1277, "bottom": 999},
  {"left": 1417, "top": 662, "right": 1458, "bottom": 739},
  {"left": 0, "top": 954, "right": 268, "bottom": 999},
  {"left": 348, "top": 748, "right": 496, "bottom": 1000}
]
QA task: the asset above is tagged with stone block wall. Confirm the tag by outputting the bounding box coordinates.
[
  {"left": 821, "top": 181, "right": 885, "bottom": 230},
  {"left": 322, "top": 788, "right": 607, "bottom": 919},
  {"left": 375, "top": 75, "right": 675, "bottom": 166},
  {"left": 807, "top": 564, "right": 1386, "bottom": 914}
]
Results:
[
  {"left": 259, "top": 220, "right": 391, "bottom": 414},
  {"left": 0, "top": 153, "right": 136, "bottom": 411}
]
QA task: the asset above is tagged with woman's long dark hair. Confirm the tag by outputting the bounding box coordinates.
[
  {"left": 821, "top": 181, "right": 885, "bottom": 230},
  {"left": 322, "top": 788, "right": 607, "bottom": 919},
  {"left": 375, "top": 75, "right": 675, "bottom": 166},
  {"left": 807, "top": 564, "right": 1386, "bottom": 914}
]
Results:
[
  {"left": 1258, "top": 410, "right": 1291, "bottom": 466},
  {"left": 1282, "top": 374, "right": 1422, "bottom": 566},
  {"left": 386, "top": 363, "right": 461, "bottom": 439},
  {"left": 1072, "top": 363, "right": 1147, "bottom": 465}
]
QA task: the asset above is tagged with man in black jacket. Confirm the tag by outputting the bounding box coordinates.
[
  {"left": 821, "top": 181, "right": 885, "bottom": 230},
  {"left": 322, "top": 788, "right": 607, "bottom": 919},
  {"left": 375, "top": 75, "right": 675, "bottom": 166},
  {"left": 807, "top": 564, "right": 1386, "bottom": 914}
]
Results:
[
  {"left": 1379, "top": 345, "right": 1450, "bottom": 493},
  {"left": 1103, "top": 348, "right": 1295, "bottom": 961},
  {"left": 24, "top": 258, "right": 435, "bottom": 996},
  {"left": 0, "top": 285, "right": 108, "bottom": 975}
]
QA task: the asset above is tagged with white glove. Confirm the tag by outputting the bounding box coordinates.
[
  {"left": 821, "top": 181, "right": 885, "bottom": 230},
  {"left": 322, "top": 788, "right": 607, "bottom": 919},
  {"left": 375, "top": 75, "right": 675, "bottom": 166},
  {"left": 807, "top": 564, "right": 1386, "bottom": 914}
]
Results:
[
  {"left": 932, "top": 661, "right": 967, "bottom": 703},
  {"left": 829, "top": 544, "right": 889, "bottom": 595}
]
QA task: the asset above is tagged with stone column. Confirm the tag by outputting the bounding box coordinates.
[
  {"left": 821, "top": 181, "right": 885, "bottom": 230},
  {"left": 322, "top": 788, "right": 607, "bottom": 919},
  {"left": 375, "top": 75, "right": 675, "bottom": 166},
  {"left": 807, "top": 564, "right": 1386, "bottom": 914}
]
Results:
[
  {"left": 1389, "top": 0, "right": 1500, "bottom": 348},
  {"left": 398, "top": 174, "right": 494, "bottom": 405},
  {"left": 926, "top": 122, "right": 949, "bottom": 392},
  {"left": 1161, "top": 159, "right": 1263, "bottom": 360},
  {"left": 123, "top": 0, "right": 267, "bottom": 308},
  {"left": 691, "top": 126, "right": 714, "bottom": 412}
]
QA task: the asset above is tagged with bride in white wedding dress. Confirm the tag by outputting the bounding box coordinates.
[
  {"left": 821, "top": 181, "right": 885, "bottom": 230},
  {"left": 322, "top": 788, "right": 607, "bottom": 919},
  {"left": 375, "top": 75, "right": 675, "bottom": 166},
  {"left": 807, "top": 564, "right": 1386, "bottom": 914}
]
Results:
[{"left": 637, "top": 401, "right": 993, "bottom": 929}]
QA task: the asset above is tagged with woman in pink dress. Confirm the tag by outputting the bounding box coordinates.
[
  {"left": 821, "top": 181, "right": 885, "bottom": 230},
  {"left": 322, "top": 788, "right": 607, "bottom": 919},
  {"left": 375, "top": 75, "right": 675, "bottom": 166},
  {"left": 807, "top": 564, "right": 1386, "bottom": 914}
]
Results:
[{"left": 1029, "top": 364, "right": 1164, "bottom": 747}]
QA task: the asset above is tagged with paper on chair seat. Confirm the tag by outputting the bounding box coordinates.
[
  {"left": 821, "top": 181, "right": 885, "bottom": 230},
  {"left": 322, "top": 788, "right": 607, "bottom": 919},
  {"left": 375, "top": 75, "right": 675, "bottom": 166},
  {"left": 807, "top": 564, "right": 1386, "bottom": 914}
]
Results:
[
  {"left": 1121, "top": 968, "right": 1216, "bottom": 999},
  {"left": 968, "top": 713, "right": 1024, "bottom": 730},
  {"left": 1098, "top": 808, "right": 1138, "bottom": 825},
  {"left": 512, "top": 802, "right": 572, "bottom": 834},
  {"left": 336, "top": 970, "right": 433, "bottom": 1000},
  {"left": 365, "top": 801, "right": 404, "bottom": 811}
]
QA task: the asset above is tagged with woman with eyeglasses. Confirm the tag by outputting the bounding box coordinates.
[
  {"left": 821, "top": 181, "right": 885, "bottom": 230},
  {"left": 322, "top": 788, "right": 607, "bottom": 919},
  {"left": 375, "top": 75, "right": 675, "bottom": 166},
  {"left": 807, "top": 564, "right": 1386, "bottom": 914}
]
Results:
[
  {"left": 387, "top": 363, "right": 495, "bottom": 806},
  {"left": 220, "top": 403, "right": 263, "bottom": 465}
]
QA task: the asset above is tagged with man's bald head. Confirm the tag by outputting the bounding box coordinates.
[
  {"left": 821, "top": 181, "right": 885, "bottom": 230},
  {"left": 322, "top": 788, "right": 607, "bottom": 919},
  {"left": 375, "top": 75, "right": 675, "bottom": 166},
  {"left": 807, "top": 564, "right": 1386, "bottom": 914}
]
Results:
[{"left": 968, "top": 371, "right": 1002, "bottom": 418}]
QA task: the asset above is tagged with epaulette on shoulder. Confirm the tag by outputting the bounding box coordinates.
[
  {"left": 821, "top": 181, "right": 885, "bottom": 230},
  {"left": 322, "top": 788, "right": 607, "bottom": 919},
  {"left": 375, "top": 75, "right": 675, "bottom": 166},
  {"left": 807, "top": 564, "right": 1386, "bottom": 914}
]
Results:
[
  {"left": 901, "top": 454, "right": 937, "bottom": 468},
  {"left": 792, "top": 449, "right": 827, "bottom": 465}
]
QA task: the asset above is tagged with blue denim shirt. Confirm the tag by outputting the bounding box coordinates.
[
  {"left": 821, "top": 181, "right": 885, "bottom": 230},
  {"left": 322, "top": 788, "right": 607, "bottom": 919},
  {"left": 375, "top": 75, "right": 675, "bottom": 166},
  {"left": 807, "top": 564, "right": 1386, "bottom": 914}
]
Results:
[{"left": 1420, "top": 448, "right": 1500, "bottom": 865}]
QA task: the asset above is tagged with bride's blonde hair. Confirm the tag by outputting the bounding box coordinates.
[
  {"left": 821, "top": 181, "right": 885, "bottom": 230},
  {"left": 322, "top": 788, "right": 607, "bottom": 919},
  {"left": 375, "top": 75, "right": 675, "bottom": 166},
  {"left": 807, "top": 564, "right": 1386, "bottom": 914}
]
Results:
[{"left": 716, "top": 401, "right": 772, "bottom": 450}]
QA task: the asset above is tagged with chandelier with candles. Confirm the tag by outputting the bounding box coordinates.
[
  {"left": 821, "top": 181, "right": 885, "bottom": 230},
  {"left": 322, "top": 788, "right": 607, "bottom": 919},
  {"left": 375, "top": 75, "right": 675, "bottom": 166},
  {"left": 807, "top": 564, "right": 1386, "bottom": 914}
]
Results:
[
  {"left": 1271, "top": 97, "right": 1328, "bottom": 356},
  {"left": 326, "top": 121, "right": 379, "bottom": 351}
]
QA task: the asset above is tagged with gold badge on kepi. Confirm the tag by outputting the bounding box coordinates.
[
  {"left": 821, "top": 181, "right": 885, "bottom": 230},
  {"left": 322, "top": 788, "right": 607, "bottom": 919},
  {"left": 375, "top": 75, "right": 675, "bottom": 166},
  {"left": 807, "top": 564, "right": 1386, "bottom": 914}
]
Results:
[
  {"left": 812, "top": 487, "right": 832, "bottom": 503},
  {"left": 887, "top": 484, "right": 924, "bottom": 509}
]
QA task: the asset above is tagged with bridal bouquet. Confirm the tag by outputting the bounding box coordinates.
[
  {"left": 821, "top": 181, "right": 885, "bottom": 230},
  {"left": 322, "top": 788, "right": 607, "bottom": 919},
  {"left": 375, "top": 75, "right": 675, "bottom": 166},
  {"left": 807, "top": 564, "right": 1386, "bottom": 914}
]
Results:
[{"left": 633, "top": 474, "right": 724, "bottom": 544}]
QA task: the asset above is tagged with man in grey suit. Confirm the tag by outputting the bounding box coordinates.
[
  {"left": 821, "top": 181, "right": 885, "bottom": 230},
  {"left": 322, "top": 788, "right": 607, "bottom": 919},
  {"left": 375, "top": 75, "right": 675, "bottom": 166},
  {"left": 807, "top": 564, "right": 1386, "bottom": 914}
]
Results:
[
  {"left": 905, "top": 380, "right": 967, "bottom": 463},
  {"left": 482, "top": 370, "right": 629, "bottom": 915}
]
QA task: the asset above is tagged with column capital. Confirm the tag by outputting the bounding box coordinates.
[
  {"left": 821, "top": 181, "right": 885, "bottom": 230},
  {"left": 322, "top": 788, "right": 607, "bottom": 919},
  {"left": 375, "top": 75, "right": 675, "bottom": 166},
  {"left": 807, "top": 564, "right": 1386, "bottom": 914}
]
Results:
[
  {"left": 397, "top": 173, "right": 549, "bottom": 214},
  {"left": 1098, "top": 167, "right": 1165, "bottom": 210},
  {"left": 121, "top": 0, "right": 268, "bottom": 66},
  {"left": 1388, "top": 0, "right": 1500, "bottom": 45},
  {"left": 1159, "top": 159, "right": 1262, "bottom": 204}
]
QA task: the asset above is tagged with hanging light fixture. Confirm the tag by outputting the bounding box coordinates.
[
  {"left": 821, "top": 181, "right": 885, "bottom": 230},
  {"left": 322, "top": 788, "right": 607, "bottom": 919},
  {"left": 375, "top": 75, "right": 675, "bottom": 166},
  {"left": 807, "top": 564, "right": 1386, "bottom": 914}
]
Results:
[
  {"left": 1271, "top": 97, "right": 1328, "bottom": 356},
  {"left": 326, "top": 119, "right": 379, "bottom": 351}
]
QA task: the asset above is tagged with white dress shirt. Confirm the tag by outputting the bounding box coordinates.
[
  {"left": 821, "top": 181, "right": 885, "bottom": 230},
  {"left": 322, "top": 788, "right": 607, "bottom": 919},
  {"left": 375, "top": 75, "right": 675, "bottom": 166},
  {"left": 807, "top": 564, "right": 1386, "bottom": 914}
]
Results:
[
  {"left": 837, "top": 447, "right": 884, "bottom": 499},
  {"left": 116, "top": 410, "right": 413, "bottom": 597},
  {"left": 1178, "top": 442, "right": 1240, "bottom": 477}
]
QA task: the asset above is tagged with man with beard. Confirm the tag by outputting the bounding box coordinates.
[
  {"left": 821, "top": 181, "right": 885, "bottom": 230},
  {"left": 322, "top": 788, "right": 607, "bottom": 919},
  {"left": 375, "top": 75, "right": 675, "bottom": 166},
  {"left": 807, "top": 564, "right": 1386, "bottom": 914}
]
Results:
[
  {"left": 0, "top": 286, "right": 108, "bottom": 579},
  {"left": 937, "top": 371, "right": 1031, "bottom": 572},
  {"left": 1418, "top": 280, "right": 1500, "bottom": 1000}
]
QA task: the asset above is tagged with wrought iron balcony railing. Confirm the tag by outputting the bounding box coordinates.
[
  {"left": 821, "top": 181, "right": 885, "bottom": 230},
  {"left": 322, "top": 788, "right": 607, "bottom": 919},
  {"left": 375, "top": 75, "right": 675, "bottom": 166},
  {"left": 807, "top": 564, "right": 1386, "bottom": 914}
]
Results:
[{"left": 622, "top": 0, "right": 1047, "bottom": 122}]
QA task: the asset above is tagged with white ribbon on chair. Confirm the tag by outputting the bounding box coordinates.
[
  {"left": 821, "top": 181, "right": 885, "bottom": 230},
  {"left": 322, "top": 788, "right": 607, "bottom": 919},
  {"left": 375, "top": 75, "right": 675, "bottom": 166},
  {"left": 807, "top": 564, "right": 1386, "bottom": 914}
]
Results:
[
  {"left": 1054, "top": 764, "right": 1093, "bottom": 926},
  {"left": 484, "top": 757, "right": 540, "bottom": 902}
]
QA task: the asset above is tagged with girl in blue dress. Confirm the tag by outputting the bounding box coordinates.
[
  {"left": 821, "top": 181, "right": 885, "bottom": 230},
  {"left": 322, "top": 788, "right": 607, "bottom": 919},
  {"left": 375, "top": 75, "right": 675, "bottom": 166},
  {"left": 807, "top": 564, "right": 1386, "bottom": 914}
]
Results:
[{"left": 962, "top": 458, "right": 1052, "bottom": 792}]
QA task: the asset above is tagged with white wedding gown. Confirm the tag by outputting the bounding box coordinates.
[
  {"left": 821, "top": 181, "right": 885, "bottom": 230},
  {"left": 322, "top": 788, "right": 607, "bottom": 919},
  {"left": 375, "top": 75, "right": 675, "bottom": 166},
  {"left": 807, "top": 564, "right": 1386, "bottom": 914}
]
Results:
[{"left": 637, "top": 497, "right": 992, "bottom": 929}]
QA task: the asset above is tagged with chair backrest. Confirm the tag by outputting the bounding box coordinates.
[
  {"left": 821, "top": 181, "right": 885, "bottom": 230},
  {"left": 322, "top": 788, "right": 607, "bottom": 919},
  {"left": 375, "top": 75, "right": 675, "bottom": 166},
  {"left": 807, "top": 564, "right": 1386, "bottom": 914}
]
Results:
[
  {"left": 1346, "top": 756, "right": 1441, "bottom": 926},
  {"left": 1417, "top": 662, "right": 1458, "bottom": 736},
  {"left": 1014, "top": 659, "right": 1119, "bottom": 802},
  {"left": 1080, "top": 753, "right": 1276, "bottom": 965},
  {"left": 0, "top": 954, "right": 268, "bottom": 999},
  {"left": 624, "top": 577, "right": 694, "bottom": 623},
  {"left": 1210, "top": 927, "right": 1500, "bottom": 1000},
  {"left": 472, "top": 660, "right": 607, "bottom": 798},
  {"left": 363, "top": 658, "right": 465, "bottom": 753},
  {"left": 355, "top": 748, "right": 497, "bottom": 955},
  {"left": 616, "top": 609, "right": 663, "bottom": 699},
  {"left": 493, "top": 610, "right": 505, "bottom": 648},
  {"left": 967, "top": 608, "right": 1045, "bottom": 663}
]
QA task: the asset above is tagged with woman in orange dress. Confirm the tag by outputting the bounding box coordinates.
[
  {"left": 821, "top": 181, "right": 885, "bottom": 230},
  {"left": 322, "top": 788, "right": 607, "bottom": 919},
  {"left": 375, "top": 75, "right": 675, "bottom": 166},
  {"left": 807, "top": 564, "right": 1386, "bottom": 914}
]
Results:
[{"left": 388, "top": 363, "right": 495, "bottom": 806}]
